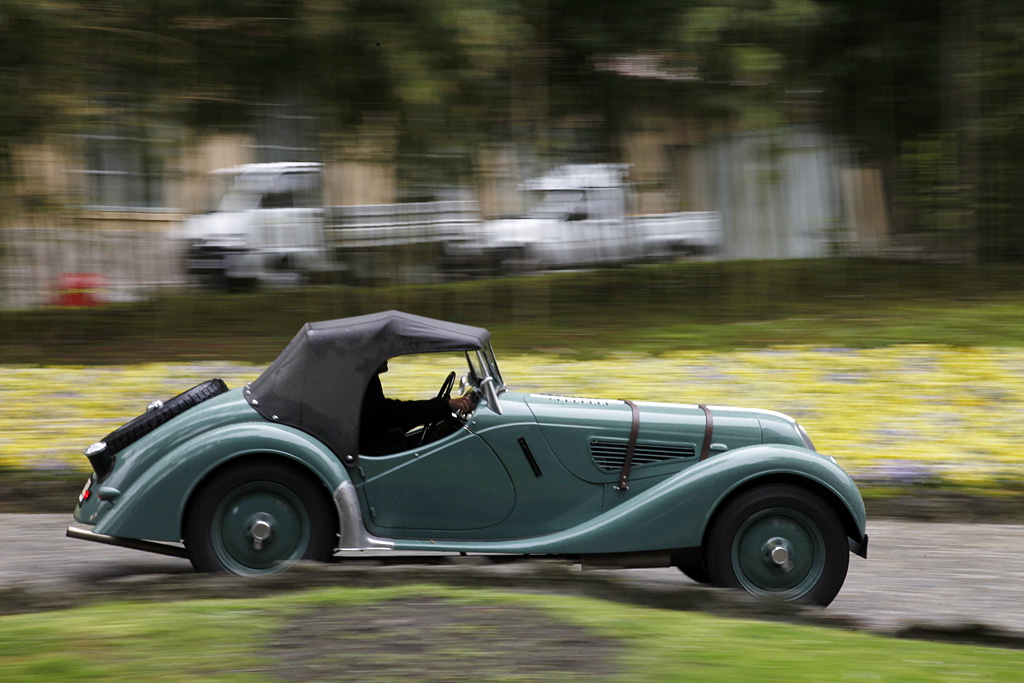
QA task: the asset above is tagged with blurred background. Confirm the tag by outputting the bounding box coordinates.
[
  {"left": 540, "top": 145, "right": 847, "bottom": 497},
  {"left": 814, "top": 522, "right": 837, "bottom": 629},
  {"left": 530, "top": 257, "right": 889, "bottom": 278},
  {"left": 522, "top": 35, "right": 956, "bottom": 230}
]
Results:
[{"left": 1, "top": 0, "right": 1021, "bottom": 309}]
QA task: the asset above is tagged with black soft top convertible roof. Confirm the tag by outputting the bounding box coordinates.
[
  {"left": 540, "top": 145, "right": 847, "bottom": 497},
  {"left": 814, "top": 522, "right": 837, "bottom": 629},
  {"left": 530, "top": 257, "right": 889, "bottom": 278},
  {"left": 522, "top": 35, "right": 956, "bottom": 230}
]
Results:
[{"left": 246, "top": 311, "right": 490, "bottom": 460}]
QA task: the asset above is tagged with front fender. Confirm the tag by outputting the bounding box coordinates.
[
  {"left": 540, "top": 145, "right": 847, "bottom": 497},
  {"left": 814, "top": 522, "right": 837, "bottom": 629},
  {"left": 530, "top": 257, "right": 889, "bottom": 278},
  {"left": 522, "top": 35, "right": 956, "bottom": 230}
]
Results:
[
  {"left": 89, "top": 423, "right": 350, "bottom": 542},
  {"left": 396, "top": 444, "right": 865, "bottom": 555},
  {"left": 682, "top": 444, "right": 867, "bottom": 549}
]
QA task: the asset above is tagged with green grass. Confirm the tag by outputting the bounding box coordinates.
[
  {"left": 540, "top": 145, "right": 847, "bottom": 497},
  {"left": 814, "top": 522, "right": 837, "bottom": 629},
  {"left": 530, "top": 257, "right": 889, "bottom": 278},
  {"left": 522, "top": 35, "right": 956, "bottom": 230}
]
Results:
[
  {"left": 1, "top": 585, "right": 1022, "bottom": 682},
  {"left": 3, "top": 259, "right": 1024, "bottom": 364}
]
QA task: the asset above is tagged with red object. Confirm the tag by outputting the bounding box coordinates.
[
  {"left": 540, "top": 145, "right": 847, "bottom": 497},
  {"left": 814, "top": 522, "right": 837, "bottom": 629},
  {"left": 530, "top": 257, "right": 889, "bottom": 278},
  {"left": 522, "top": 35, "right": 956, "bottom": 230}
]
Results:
[{"left": 55, "top": 273, "right": 107, "bottom": 307}]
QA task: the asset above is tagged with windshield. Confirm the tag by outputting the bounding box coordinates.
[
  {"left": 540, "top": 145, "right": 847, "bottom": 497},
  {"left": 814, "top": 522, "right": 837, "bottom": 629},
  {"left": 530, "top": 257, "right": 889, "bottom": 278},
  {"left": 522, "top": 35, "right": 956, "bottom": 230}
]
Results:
[
  {"left": 465, "top": 343, "right": 504, "bottom": 391},
  {"left": 216, "top": 171, "right": 277, "bottom": 212},
  {"left": 526, "top": 190, "right": 584, "bottom": 219}
]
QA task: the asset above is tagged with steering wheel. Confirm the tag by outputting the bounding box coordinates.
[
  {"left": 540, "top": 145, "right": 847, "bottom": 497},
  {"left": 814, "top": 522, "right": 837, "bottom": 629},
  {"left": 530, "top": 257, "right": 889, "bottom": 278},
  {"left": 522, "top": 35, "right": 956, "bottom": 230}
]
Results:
[
  {"left": 419, "top": 371, "right": 457, "bottom": 446},
  {"left": 437, "top": 370, "right": 456, "bottom": 400}
]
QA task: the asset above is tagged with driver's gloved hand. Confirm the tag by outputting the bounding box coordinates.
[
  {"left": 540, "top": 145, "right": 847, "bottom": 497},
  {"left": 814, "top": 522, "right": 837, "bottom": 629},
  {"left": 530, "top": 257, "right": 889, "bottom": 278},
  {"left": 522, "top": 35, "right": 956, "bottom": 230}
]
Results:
[{"left": 449, "top": 394, "right": 476, "bottom": 413}]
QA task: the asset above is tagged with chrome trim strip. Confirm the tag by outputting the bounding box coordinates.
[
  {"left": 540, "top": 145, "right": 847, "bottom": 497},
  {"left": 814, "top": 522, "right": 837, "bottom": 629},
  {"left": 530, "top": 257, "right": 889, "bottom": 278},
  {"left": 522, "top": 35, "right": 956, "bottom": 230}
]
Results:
[
  {"left": 66, "top": 526, "right": 189, "bottom": 559},
  {"left": 333, "top": 481, "right": 395, "bottom": 551}
]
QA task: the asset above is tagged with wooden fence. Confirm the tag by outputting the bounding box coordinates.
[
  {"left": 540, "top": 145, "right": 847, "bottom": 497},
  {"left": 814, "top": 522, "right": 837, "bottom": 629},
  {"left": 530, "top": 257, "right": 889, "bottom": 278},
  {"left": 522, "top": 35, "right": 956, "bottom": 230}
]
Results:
[{"left": 1, "top": 226, "right": 185, "bottom": 310}]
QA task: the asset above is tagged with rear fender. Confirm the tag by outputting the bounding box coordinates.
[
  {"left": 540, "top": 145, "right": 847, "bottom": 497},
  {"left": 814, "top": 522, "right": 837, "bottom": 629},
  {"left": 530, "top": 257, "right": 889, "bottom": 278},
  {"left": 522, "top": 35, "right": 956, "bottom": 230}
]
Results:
[{"left": 90, "top": 423, "right": 349, "bottom": 542}]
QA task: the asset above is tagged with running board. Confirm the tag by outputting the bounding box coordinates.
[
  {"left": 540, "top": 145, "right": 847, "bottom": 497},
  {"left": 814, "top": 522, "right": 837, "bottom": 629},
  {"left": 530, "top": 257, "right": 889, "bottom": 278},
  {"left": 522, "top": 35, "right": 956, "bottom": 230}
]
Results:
[{"left": 66, "top": 526, "right": 189, "bottom": 559}]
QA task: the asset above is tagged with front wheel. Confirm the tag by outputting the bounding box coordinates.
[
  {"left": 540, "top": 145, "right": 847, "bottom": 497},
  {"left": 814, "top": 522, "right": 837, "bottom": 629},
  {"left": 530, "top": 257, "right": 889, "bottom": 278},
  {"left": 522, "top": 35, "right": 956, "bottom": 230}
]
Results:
[
  {"left": 185, "top": 461, "right": 335, "bottom": 576},
  {"left": 706, "top": 484, "right": 849, "bottom": 606}
]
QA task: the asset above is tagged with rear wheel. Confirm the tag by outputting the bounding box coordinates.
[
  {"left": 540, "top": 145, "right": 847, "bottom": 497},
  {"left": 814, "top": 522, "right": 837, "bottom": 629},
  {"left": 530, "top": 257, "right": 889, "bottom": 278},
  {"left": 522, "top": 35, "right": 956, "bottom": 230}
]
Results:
[
  {"left": 185, "top": 461, "right": 335, "bottom": 576},
  {"left": 706, "top": 484, "right": 849, "bottom": 606}
]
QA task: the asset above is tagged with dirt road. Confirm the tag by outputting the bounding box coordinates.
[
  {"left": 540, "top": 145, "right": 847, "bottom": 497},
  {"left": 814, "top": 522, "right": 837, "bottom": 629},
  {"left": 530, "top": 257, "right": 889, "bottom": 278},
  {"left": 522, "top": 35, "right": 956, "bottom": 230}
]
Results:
[{"left": 3, "top": 515, "right": 1022, "bottom": 637}]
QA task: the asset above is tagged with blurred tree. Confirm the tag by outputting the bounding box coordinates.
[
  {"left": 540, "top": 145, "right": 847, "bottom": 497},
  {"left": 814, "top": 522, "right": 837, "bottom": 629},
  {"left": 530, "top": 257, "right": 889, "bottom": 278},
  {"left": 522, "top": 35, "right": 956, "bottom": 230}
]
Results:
[
  {"left": 817, "top": 0, "right": 1024, "bottom": 262},
  {"left": 667, "top": 0, "right": 1024, "bottom": 262},
  {"left": 0, "top": 0, "right": 84, "bottom": 174},
  {"left": 675, "top": 0, "right": 825, "bottom": 125},
  {"left": 0, "top": 0, "right": 533, "bottom": 178},
  {"left": 1, "top": 0, "right": 1021, "bottom": 260}
]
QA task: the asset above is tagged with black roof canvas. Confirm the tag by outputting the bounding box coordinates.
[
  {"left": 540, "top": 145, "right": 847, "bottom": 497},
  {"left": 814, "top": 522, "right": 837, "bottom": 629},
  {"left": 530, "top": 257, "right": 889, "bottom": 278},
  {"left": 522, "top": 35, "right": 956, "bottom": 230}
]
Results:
[{"left": 246, "top": 310, "right": 490, "bottom": 460}]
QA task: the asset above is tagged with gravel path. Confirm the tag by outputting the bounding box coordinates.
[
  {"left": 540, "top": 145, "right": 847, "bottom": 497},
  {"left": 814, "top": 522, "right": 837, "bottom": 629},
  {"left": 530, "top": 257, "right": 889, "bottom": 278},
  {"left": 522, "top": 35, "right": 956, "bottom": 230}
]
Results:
[
  {"left": 4, "top": 515, "right": 1024, "bottom": 636},
  {"left": 617, "top": 519, "right": 1024, "bottom": 635}
]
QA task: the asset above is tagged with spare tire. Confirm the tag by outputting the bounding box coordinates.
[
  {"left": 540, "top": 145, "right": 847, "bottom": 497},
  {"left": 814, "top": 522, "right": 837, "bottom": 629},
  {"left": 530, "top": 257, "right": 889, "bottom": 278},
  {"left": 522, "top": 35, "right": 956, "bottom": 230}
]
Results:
[{"left": 101, "top": 378, "right": 229, "bottom": 458}]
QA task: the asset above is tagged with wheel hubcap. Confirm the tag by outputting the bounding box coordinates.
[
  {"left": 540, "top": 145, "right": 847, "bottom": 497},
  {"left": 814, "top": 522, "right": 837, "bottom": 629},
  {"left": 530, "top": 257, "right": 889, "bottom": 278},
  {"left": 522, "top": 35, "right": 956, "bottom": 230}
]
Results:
[
  {"left": 211, "top": 482, "right": 312, "bottom": 575},
  {"left": 731, "top": 507, "right": 825, "bottom": 599},
  {"left": 248, "top": 515, "right": 274, "bottom": 550},
  {"left": 763, "top": 536, "right": 794, "bottom": 571}
]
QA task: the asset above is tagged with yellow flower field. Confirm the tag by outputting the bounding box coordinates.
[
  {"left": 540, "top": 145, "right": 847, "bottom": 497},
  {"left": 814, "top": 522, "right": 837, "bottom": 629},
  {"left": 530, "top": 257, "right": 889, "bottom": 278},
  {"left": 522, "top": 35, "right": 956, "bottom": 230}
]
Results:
[{"left": 3, "top": 346, "right": 1023, "bottom": 488}]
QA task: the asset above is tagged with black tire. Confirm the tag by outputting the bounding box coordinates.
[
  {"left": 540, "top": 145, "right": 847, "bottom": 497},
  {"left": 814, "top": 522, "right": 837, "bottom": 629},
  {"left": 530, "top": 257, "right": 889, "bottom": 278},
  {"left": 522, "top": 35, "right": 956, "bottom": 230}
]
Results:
[
  {"left": 101, "top": 379, "right": 229, "bottom": 457},
  {"left": 185, "top": 460, "right": 336, "bottom": 576},
  {"left": 706, "top": 484, "right": 849, "bottom": 606}
]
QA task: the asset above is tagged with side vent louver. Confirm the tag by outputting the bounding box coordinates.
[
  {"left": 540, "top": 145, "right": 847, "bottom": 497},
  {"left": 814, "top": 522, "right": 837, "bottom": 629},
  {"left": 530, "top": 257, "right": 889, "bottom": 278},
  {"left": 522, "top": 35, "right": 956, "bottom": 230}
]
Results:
[{"left": 590, "top": 440, "right": 696, "bottom": 472}]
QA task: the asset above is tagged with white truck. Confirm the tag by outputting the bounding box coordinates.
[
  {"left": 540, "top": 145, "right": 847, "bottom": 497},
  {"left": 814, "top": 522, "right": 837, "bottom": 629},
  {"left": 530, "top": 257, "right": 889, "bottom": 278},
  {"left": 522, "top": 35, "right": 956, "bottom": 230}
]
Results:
[
  {"left": 444, "top": 164, "right": 722, "bottom": 274},
  {"left": 180, "top": 161, "right": 721, "bottom": 287},
  {"left": 180, "top": 162, "right": 478, "bottom": 287}
]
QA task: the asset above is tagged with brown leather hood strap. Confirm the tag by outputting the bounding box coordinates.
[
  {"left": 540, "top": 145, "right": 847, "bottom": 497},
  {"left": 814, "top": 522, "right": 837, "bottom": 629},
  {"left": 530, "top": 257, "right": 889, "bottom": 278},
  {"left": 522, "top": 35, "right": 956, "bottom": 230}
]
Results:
[
  {"left": 617, "top": 400, "right": 641, "bottom": 490},
  {"left": 698, "top": 404, "right": 713, "bottom": 461}
]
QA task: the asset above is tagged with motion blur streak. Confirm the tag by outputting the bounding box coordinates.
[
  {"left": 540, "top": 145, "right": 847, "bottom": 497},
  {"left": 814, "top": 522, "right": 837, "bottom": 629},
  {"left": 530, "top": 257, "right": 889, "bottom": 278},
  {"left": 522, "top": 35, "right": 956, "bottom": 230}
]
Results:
[{"left": 1, "top": 0, "right": 1021, "bottom": 308}]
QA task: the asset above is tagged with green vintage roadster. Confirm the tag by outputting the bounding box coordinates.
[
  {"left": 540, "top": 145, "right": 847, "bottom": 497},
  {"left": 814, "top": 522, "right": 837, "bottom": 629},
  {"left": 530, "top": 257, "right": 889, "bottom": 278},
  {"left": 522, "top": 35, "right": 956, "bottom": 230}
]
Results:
[{"left": 69, "top": 311, "right": 867, "bottom": 605}]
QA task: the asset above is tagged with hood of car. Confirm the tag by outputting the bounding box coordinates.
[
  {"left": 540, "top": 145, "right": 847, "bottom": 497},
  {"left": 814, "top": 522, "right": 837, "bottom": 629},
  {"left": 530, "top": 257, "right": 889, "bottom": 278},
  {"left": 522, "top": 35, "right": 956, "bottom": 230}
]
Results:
[{"left": 523, "top": 394, "right": 765, "bottom": 484}]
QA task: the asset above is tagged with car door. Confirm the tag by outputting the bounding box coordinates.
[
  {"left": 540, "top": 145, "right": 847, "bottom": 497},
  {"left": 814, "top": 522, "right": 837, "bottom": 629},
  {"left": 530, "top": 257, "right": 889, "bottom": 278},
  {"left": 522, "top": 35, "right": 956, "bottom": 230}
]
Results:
[{"left": 357, "top": 427, "right": 515, "bottom": 533}]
